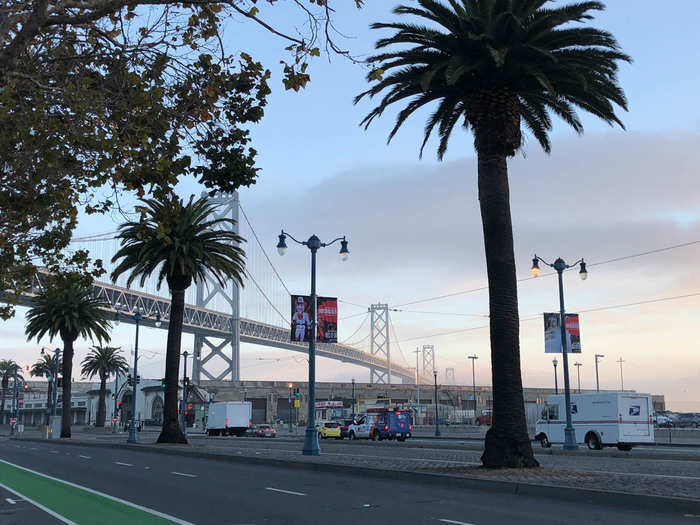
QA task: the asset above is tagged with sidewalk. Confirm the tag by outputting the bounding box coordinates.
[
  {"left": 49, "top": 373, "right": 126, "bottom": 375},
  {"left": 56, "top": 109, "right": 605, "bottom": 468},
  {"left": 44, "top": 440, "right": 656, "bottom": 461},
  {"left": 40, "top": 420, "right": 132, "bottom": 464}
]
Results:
[{"left": 10, "top": 430, "right": 700, "bottom": 510}]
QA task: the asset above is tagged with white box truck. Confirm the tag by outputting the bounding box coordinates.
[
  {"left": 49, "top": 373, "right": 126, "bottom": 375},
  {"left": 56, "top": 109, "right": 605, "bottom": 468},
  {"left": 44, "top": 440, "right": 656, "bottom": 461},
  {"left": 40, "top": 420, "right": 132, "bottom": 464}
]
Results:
[
  {"left": 535, "top": 392, "right": 654, "bottom": 451},
  {"left": 206, "top": 401, "right": 252, "bottom": 437}
]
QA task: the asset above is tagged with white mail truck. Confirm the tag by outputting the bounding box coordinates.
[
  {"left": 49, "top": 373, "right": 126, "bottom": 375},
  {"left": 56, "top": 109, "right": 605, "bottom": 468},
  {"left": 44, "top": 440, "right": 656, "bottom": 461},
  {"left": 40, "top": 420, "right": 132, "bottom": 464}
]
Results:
[{"left": 535, "top": 392, "right": 654, "bottom": 451}]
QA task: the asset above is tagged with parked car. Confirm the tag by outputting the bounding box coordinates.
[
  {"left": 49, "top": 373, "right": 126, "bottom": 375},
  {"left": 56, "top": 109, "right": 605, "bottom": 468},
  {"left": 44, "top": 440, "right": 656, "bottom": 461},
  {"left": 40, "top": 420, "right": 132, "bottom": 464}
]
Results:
[
  {"left": 475, "top": 409, "right": 492, "bottom": 426},
  {"left": 334, "top": 418, "right": 354, "bottom": 439},
  {"left": 255, "top": 424, "right": 277, "bottom": 438},
  {"left": 316, "top": 420, "right": 341, "bottom": 439},
  {"left": 675, "top": 413, "right": 700, "bottom": 428},
  {"left": 348, "top": 414, "right": 377, "bottom": 440},
  {"left": 654, "top": 413, "right": 673, "bottom": 428}
]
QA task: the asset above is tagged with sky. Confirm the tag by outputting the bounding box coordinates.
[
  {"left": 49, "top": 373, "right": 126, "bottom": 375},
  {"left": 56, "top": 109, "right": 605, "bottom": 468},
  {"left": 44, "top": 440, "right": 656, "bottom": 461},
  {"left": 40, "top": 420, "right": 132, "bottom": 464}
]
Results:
[{"left": 3, "top": 1, "right": 700, "bottom": 411}]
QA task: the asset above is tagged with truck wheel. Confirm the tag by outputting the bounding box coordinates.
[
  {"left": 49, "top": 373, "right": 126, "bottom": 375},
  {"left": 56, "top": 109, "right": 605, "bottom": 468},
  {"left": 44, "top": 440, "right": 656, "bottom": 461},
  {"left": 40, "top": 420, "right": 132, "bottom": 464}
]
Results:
[
  {"left": 349, "top": 431, "right": 356, "bottom": 440},
  {"left": 318, "top": 432, "right": 323, "bottom": 440},
  {"left": 586, "top": 432, "right": 602, "bottom": 450},
  {"left": 538, "top": 435, "right": 551, "bottom": 448},
  {"left": 371, "top": 431, "right": 378, "bottom": 441}
]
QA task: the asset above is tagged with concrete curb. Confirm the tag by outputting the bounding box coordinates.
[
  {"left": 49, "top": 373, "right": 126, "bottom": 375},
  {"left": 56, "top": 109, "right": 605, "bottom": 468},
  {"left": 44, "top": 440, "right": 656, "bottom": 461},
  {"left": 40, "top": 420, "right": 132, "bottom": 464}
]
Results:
[{"left": 12, "top": 436, "right": 700, "bottom": 514}]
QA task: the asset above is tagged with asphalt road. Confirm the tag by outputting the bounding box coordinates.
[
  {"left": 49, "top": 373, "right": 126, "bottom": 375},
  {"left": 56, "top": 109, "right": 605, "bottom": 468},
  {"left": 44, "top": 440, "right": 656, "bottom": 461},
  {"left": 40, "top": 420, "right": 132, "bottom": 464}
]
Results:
[{"left": 0, "top": 439, "right": 692, "bottom": 524}]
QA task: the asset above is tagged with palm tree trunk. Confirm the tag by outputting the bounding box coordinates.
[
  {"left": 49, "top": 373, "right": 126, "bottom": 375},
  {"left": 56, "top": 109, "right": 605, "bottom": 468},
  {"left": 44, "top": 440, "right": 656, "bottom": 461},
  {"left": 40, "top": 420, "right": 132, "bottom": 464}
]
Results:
[
  {"left": 477, "top": 153, "right": 538, "bottom": 468},
  {"left": 61, "top": 339, "right": 74, "bottom": 438},
  {"left": 96, "top": 376, "right": 106, "bottom": 427},
  {"left": 46, "top": 380, "right": 52, "bottom": 425},
  {"left": 157, "top": 287, "right": 187, "bottom": 444}
]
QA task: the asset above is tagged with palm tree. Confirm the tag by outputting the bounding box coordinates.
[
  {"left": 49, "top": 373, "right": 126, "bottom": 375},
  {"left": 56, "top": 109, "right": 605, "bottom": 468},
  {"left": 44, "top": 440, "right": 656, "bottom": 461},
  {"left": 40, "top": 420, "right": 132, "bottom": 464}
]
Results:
[
  {"left": 111, "top": 194, "right": 245, "bottom": 443},
  {"left": 30, "top": 353, "right": 62, "bottom": 425},
  {"left": 0, "top": 359, "right": 21, "bottom": 426},
  {"left": 81, "top": 346, "right": 128, "bottom": 428},
  {"left": 356, "top": 0, "right": 629, "bottom": 468},
  {"left": 25, "top": 276, "right": 111, "bottom": 438}
]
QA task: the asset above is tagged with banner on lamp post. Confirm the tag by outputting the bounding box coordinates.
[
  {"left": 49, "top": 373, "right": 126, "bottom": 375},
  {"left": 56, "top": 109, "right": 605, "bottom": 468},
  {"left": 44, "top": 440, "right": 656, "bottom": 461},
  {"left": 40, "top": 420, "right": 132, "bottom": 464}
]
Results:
[
  {"left": 290, "top": 295, "right": 338, "bottom": 343},
  {"left": 544, "top": 313, "right": 581, "bottom": 353}
]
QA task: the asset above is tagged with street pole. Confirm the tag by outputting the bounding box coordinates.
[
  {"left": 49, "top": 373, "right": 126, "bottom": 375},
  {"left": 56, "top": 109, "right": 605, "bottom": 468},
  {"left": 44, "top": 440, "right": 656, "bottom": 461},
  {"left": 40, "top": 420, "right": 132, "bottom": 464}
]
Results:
[
  {"left": 10, "top": 365, "right": 18, "bottom": 436},
  {"left": 288, "top": 384, "right": 293, "bottom": 433},
  {"left": 433, "top": 370, "right": 440, "bottom": 437},
  {"left": 351, "top": 379, "right": 356, "bottom": 415},
  {"left": 555, "top": 260, "right": 577, "bottom": 450},
  {"left": 468, "top": 355, "right": 478, "bottom": 422},
  {"left": 574, "top": 362, "right": 582, "bottom": 393},
  {"left": 128, "top": 311, "right": 141, "bottom": 444},
  {"left": 181, "top": 351, "right": 189, "bottom": 439},
  {"left": 414, "top": 348, "right": 421, "bottom": 423},
  {"left": 552, "top": 358, "right": 558, "bottom": 395},
  {"left": 276, "top": 230, "right": 348, "bottom": 457},
  {"left": 617, "top": 357, "right": 625, "bottom": 391},
  {"left": 112, "top": 371, "right": 120, "bottom": 434},
  {"left": 303, "top": 238, "right": 320, "bottom": 456},
  {"left": 595, "top": 354, "right": 604, "bottom": 392}
]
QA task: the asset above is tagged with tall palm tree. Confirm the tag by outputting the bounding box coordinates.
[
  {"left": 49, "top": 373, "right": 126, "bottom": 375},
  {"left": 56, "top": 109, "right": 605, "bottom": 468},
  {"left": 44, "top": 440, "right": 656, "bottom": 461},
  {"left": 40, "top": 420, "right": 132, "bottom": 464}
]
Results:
[
  {"left": 30, "top": 353, "right": 62, "bottom": 425},
  {"left": 81, "top": 346, "right": 128, "bottom": 428},
  {"left": 356, "top": 0, "right": 629, "bottom": 468},
  {"left": 25, "top": 276, "right": 111, "bottom": 438},
  {"left": 111, "top": 195, "right": 245, "bottom": 444},
  {"left": 0, "top": 359, "right": 21, "bottom": 426}
]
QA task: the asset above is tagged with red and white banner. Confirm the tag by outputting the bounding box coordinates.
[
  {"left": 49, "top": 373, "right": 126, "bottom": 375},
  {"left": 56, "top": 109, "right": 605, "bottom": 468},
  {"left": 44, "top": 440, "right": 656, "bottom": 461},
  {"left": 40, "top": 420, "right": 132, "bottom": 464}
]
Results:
[
  {"left": 544, "top": 313, "right": 581, "bottom": 353},
  {"left": 315, "top": 401, "right": 343, "bottom": 408}
]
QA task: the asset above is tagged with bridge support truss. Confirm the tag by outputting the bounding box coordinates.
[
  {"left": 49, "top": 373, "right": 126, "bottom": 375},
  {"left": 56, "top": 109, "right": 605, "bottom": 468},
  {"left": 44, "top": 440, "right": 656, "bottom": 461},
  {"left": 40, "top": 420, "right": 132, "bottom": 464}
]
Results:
[
  {"left": 422, "top": 344, "right": 435, "bottom": 376},
  {"left": 369, "top": 304, "right": 390, "bottom": 384},
  {"left": 192, "top": 192, "right": 241, "bottom": 384}
]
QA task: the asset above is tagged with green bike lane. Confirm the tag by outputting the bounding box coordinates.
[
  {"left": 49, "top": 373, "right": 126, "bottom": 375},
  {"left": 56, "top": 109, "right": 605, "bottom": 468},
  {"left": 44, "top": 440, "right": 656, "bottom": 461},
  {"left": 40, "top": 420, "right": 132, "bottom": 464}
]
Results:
[{"left": 0, "top": 457, "right": 192, "bottom": 524}]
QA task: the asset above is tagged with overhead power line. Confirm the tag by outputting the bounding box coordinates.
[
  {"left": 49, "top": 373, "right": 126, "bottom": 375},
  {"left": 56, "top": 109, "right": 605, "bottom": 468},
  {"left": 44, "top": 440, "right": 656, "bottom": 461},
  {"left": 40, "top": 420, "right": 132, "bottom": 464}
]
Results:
[
  {"left": 340, "top": 312, "right": 369, "bottom": 344},
  {"left": 394, "top": 291, "right": 700, "bottom": 343},
  {"left": 391, "top": 239, "right": 700, "bottom": 308}
]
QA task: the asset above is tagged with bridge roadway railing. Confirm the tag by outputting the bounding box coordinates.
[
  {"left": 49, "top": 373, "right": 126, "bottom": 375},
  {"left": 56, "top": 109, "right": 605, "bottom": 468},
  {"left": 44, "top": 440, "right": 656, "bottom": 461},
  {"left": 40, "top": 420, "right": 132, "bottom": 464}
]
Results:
[{"left": 26, "top": 272, "right": 417, "bottom": 382}]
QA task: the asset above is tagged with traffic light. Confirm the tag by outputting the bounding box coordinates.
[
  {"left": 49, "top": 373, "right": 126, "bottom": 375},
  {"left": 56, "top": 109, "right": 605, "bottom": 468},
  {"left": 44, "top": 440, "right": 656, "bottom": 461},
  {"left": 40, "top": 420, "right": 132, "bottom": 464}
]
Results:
[
  {"left": 118, "top": 400, "right": 123, "bottom": 408},
  {"left": 23, "top": 384, "right": 28, "bottom": 390},
  {"left": 160, "top": 378, "right": 166, "bottom": 389},
  {"left": 127, "top": 374, "right": 133, "bottom": 386},
  {"left": 295, "top": 388, "right": 300, "bottom": 398},
  {"left": 136, "top": 375, "right": 141, "bottom": 384}
]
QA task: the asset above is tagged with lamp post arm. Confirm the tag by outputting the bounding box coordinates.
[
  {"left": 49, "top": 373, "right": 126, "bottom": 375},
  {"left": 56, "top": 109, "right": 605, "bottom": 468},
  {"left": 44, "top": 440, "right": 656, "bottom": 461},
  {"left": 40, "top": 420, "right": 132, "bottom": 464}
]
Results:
[
  {"left": 281, "top": 230, "right": 306, "bottom": 246},
  {"left": 321, "top": 236, "right": 345, "bottom": 248}
]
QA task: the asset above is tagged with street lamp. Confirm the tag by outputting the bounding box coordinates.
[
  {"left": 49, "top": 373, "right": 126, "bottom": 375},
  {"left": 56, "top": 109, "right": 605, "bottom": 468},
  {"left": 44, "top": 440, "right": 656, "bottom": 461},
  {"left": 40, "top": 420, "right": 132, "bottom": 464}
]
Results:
[
  {"left": 181, "top": 351, "right": 190, "bottom": 439},
  {"left": 114, "top": 305, "right": 161, "bottom": 444},
  {"left": 552, "top": 358, "right": 559, "bottom": 395},
  {"left": 467, "top": 355, "right": 478, "bottom": 422},
  {"left": 531, "top": 254, "right": 588, "bottom": 451},
  {"left": 574, "top": 362, "right": 582, "bottom": 393},
  {"left": 433, "top": 370, "right": 440, "bottom": 437},
  {"left": 595, "top": 354, "right": 605, "bottom": 392},
  {"left": 277, "top": 229, "right": 349, "bottom": 456},
  {"left": 351, "top": 378, "right": 356, "bottom": 416},
  {"left": 9, "top": 364, "right": 19, "bottom": 436}
]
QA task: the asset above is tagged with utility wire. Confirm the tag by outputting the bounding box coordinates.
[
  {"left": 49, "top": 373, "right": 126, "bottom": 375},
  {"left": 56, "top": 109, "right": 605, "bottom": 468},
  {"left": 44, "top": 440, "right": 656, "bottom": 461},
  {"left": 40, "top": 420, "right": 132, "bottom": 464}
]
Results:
[
  {"left": 244, "top": 269, "right": 290, "bottom": 326},
  {"left": 339, "top": 299, "right": 367, "bottom": 309},
  {"left": 395, "top": 292, "right": 700, "bottom": 343},
  {"left": 391, "top": 239, "right": 700, "bottom": 308},
  {"left": 391, "top": 308, "right": 488, "bottom": 318},
  {"left": 389, "top": 318, "right": 410, "bottom": 367}
]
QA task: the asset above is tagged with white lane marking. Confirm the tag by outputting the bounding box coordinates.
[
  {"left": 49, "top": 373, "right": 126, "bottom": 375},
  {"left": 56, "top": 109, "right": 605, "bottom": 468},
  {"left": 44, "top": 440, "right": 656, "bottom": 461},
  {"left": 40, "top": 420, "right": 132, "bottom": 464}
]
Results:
[
  {"left": 0, "top": 482, "right": 77, "bottom": 525},
  {"left": 114, "top": 462, "right": 134, "bottom": 467},
  {"left": 29, "top": 448, "right": 37, "bottom": 451},
  {"left": 50, "top": 451, "right": 59, "bottom": 454},
  {"left": 171, "top": 472, "right": 198, "bottom": 478},
  {"left": 78, "top": 455, "right": 91, "bottom": 460},
  {"left": 265, "top": 487, "right": 306, "bottom": 496},
  {"left": 5, "top": 498, "right": 21, "bottom": 504},
  {"left": 0, "top": 459, "right": 193, "bottom": 525},
  {"left": 144, "top": 467, "right": 151, "bottom": 470},
  {"left": 439, "top": 520, "right": 476, "bottom": 525}
]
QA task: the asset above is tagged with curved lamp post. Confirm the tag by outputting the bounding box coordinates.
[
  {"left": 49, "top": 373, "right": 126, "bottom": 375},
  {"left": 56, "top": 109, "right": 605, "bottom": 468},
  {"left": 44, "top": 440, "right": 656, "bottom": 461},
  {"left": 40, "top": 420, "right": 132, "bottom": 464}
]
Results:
[
  {"left": 114, "top": 305, "right": 161, "bottom": 443},
  {"left": 531, "top": 254, "right": 587, "bottom": 451},
  {"left": 552, "top": 358, "right": 559, "bottom": 394},
  {"left": 277, "top": 230, "right": 349, "bottom": 456},
  {"left": 40, "top": 347, "right": 61, "bottom": 439}
]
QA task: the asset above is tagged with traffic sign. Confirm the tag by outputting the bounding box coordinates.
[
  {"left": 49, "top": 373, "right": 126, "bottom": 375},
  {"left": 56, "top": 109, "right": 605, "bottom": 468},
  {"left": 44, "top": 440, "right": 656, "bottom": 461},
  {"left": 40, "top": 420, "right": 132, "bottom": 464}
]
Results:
[{"left": 10, "top": 418, "right": 17, "bottom": 425}]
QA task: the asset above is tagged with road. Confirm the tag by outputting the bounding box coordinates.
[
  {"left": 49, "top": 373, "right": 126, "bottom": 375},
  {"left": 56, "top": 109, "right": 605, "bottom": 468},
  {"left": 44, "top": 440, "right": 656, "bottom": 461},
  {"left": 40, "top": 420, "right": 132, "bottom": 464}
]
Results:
[{"left": 0, "top": 438, "right": 691, "bottom": 524}]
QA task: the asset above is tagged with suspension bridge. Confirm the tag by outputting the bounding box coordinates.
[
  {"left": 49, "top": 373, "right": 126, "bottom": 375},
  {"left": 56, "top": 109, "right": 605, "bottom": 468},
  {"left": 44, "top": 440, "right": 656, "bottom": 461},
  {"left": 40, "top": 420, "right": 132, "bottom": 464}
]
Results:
[{"left": 23, "top": 193, "right": 427, "bottom": 385}]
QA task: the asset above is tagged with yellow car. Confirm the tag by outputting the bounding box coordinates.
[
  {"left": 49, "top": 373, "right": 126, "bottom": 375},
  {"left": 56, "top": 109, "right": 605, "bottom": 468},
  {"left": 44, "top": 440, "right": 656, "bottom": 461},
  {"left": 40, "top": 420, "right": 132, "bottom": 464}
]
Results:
[{"left": 316, "top": 420, "right": 341, "bottom": 439}]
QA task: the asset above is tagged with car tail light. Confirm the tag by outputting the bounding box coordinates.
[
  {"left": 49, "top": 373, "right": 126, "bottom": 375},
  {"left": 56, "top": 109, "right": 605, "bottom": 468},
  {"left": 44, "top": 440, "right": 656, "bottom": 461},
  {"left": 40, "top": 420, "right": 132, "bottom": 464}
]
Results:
[
  {"left": 384, "top": 425, "right": 389, "bottom": 431},
  {"left": 225, "top": 419, "right": 229, "bottom": 427},
  {"left": 409, "top": 425, "right": 412, "bottom": 431},
  {"left": 273, "top": 429, "right": 277, "bottom": 433}
]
